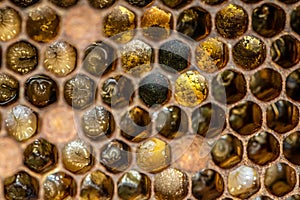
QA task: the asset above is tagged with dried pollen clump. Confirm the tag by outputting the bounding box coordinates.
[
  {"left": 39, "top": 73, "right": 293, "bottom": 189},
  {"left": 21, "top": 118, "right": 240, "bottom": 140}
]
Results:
[
  {"left": 0, "top": 7, "right": 21, "bottom": 42},
  {"left": 175, "top": 70, "right": 208, "bottom": 107},
  {"left": 159, "top": 39, "right": 191, "bottom": 73},
  {"left": 138, "top": 73, "right": 171, "bottom": 107},
  {"left": 26, "top": 6, "right": 60, "bottom": 43},
  {"left": 154, "top": 168, "right": 189, "bottom": 200},
  {"left": 44, "top": 41, "right": 77, "bottom": 77},
  {"left": 233, "top": 36, "right": 266, "bottom": 70},
  {"left": 195, "top": 37, "right": 229, "bottom": 73},
  {"left": 120, "top": 39, "right": 153, "bottom": 76},
  {"left": 141, "top": 6, "right": 173, "bottom": 40},
  {"left": 103, "top": 6, "right": 136, "bottom": 42},
  {"left": 6, "top": 41, "right": 38, "bottom": 75},
  {"left": 215, "top": 4, "right": 248, "bottom": 39}
]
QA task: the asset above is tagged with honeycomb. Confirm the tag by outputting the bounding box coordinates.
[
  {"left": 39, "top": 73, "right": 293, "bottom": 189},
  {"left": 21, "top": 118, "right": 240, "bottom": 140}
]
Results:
[{"left": 1, "top": 0, "right": 300, "bottom": 199}]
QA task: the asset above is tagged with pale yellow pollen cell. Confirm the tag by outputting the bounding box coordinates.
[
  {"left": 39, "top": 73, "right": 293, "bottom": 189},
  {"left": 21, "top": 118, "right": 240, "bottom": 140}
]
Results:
[{"left": 175, "top": 70, "right": 208, "bottom": 107}]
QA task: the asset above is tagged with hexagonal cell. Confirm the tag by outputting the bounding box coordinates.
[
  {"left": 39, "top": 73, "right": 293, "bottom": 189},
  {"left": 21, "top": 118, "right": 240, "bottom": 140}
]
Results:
[
  {"left": 120, "top": 106, "right": 151, "bottom": 142},
  {"left": 4, "top": 171, "right": 39, "bottom": 200},
  {"left": 160, "top": 0, "right": 190, "bottom": 8},
  {"left": 229, "top": 101, "right": 262, "bottom": 135},
  {"left": 154, "top": 168, "right": 188, "bottom": 200},
  {"left": 195, "top": 37, "right": 229, "bottom": 73},
  {"left": 0, "top": 7, "right": 21, "bottom": 42},
  {"left": 283, "top": 131, "right": 300, "bottom": 165},
  {"left": 175, "top": 70, "right": 208, "bottom": 107},
  {"left": 228, "top": 165, "right": 260, "bottom": 198},
  {"left": 266, "top": 100, "right": 299, "bottom": 133},
  {"left": 271, "top": 34, "right": 300, "bottom": 69},
  {"left": 83, "top": 41, "right": 116, "bottom": 76},
  {"left": 201, "top": 0, "right": 226, "bottom": 5},
  {"left": 81, "top": 106, "right": 115, "bottom": 140},
  {"left": 6, "top": 41, "right": 38, "bottom": 75},
  {"left": 192, "top": 103, "right": 226, "bottom": 138},
  {"left": 232, "top": 36, "right": 266, "bottom": 70},
  {"left": 120, "top": 39, "right": 153, "bottom": 76},
  {"left": 88, "top": 0, "right": 115, "bottom": 9},
  {"left": 25, "top": 74, "right": 58, "bottom": 108},
  {"left": 62, "top": 139, "right": 94, "bottom": 174},
  {"left": 125, "top": 0, "right": 152, "bottom": 7},
  {"left": 26, "top": 6, "right": 60, "bottom": 43},
  {"left": 103, "top": 6, "right": 136, "bottom": 42},
  {"left": 215, "top": 4, "right": 248, "bottom": 39},
  {"left": 250, "top": 68, "right": 282, "bottom": 101},
  {"left": 211, "top": 134, "right": 243, "bottom": 169},
  {"left": 49, "top": 0, "right": 79, "bottom": 8},
  {"left": 0, "top": 73, "right": 19, "bottom": 106},
  {"left": 264, "top": 162, "right": 296, "bottom": 197},
  {"left": 64, "top": 74, "right": 96, "bottom": 109},
  {"left": 136, "top": 137, "right": 171, "bottom": 173},
  {"left": 23, "top": 138, "right": 58, "bottom": 173},
  {"left": 159, "top": 40, "right": 190, "bottom": 73},
  {"left": 286, "top": 69, "right": 300, "bottom": 102},
  {"left": 291, "top": 6, "right": 300, "bottom": 35},
  {"left": 44, "top": 41, "right": 77, "bottom": 77},
  {"left": 212, "top": 69, "right": 247, "bottom": 104},
  {"left": 5, "top": 105, "right": 38, "bottom": 142},
  {"left": 176, "top": 7, "right": 211, "bottom": 41},
  {"left": 252, "top": 3, "right": 285, "bottom": 38},
  {"left": 139, "top": 73, "right": 171, "bottom": 108},
  {"left": 101, "top": 75, "right": 135, "bottom": 108},
  {"left": 247, "top": 132, "right": 280, "bottom": 165},
  {"left": 141, "top": 6, "right": 173, "bottom": 41},
  {"left": 80, "top": 170, "right": 114, "bottom": 200},
  {"left": 192, "top": 169, "right": 224, "bottom": 200},
  {"left": 100, "top": 139, "right": 132, "bottom": 173},
  {"left": 155, "top": 105, "right": 188, "bottom": 139},
  {"left": 118, "top": 170, "right": 151, "bottom": 200},
  {"left": 43, "top": 171, "right": 77, "bottom": 200}
]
